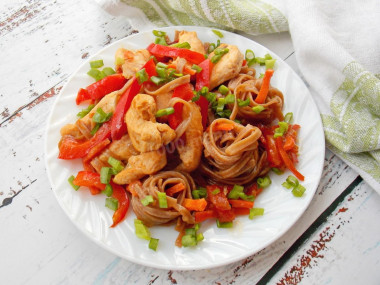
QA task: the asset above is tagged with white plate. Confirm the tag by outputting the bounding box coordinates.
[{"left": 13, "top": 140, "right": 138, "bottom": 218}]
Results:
[{"left": 45, "top": 26, "right": 325, "bottom": 270}]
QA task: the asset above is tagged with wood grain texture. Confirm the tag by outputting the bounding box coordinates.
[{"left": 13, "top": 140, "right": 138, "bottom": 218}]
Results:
[{"left": 1, "top": 0, "right": 379, "bottom": 284}]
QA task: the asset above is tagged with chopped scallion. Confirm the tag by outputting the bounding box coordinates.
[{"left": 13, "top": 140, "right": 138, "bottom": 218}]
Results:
[
  {"left": 200, "top": 86, "right": 209, "bottom": 96},
  {"left": 102, "top": 184, "right": 113, "bottom": 197},
  {"left": 77, "top": 104, "right": 95, "bottom": 118},
  {"left": 225, "top": 94, "right": 235, "bottom": 104},
  {"left": 154, "top": 36, "right": 167, "bottom": 46},
  {"left": 102, "top": 67, "right": 116, "bottom": 76},
  {"left": 152, "top": 30, "right": 166, "bottom": 37},
  {"left": 249, "top": 208, "right": 264, "bottom": 219},
  {"left": 90, "top": 123, "right": 101, "bottom": 135},
  {"left": 257, "top": 176, "right": 271, "bottom": 188},
  {"left": 134, "top": 219, "right": 151, "bottom": 240},
  {"left": 155, "top": 107, "right": 175, "bottom": 117},
  {"left": 90, "top": 59, "right": 104, "bottom": 69},
  {"left": 87, "top": 68, "right": 103, "bottom": 81},
  {"left": 245, "top": 49, "right": 255, "bottom": 60},
  {"left": 141, "top": 195, "right": 154, "bottom": 206},
  {"left": 273, "top": 122, "right": 289, "bottom": 138},
  {"left": 211, "top": 188, "right": 220, "bottom": 195},
  {"left": 252, "top": 105, "right": 265, "bottom": 114},
  {"left": 150, "top": 76, "right": 166, "bottom": 85},
  {"left": 216, "top": 98, "right": 226, "bottom": 112},
  {"left": 272, "top": 167, "right": 284, "bottom": 175},
  {"left": 93, "top": 107, "right": 113, "bottom": 124},
  {"left": 238, "top": 98, "right": 250, "bottom": 107},
  {"left": 228, "top": 185, "right": 244, "bottom": 199},
  {"left": 216, "top": 220, "right": 233, "bottom": 228},
  {"left": 157, "top": 192, "right": 168, "bottom": 208},
  {"left": 182, "top": 234, "right": 197, "bottom": 247},
  {"left": 100, "top": 167, "right": 112, "bottom": 184},
  {"left": 192, "top": 188, "right": 207, "bottom": 199},
  {"left": 170, "top": 42, "right": 191, "bottom": 49},
  {"left": 292, "top": 184, "right": 306, "bottom": 197},
  {"left": 205, "top": 92, "right": 216, "bottom": 103},
  {"left": 68, "top": 175, "right": 80, "bottom": 190},
  {"left": 149, "top": 238, "right": 159, "bottom": 251},
  {"left": 105, "top": 197, "right": 118, "bottom": 211},
  {"left": 191, "top": 64, "right": 202, "bottom": 73},
  {"left": 284, "top": 112, "right": 293, "bottom": 124},
  {"left": 136, "top": 68, "right": 149, "bottom": 84},
  {"left": 265, "top": 59, "right": 276, "bottom": 70},
  {"left": 218, "top": 84, "right": 229, "bottom": 95},
  {"left": 108, "top": 157, "right": 124, "bottom": 174},
  {"left": 192, "top": 91, "right": 200, "bottom": 102}
]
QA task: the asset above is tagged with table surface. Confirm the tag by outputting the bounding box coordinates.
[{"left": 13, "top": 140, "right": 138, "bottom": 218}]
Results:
[{"left": 1, "top": 1, "right": 379, "bottom": 284}]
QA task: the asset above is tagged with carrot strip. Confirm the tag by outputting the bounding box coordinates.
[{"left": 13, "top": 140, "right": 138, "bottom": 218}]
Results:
[
  {"left": 182, "top": 198, "right": 207, "bottom": 212},
  {"left": 276, "top": 137, "right": 304, "bottom": 181},
  {"left": 213, "top": 122, "right": 234, "bottom": 132},
  {"left": 283, "top": 136, "right": 295, "bottom": 151},
  {"left": 233, "top": 208, "right": 250, "bottom": 216},
  {"left": 228, "top": 200, "right": 254, "bottom": 209},
  {"left": 166, "top": 183, "right": 185, "bottom": 196},
  {"left": 127, "top": 180, "right": 141, "bottom": 197},
  {"left": 255, "top": 69, "right": 274, "bottom": 104}
]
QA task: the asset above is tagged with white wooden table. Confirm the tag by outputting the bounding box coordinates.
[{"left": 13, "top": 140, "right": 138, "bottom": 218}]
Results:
[{"left": 1, "top": 1, "right": 379, "bottom": 284}]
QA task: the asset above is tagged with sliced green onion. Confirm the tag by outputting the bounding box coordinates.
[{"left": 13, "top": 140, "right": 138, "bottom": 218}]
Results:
[
  {"left": 218, "top": 84, "right": 229, "bottom": 95},
  {"left": 153, "top": 30, "right": 166, "bottom": 37},
  {"left": 224, "top": 94, "right": 235, "bottom": 104},
  {"left": 170, "top": 42, "right": 191, "bottom": 49},
  {"left": 156, "top": 67, "right": 167, "bottom": 79},
  {"left": 68, "top": 175, "right": 80, "bottom": 190},
  {"left": 284, "top": 112, "right": 293, "bottom": 124},
  {"left": 272, "top": 167, "right": 284, "bottom": 175},
  {"left": 185, "top": 228, "right": 196, "bottom": 236},
  {"left": 208, "top": 43, "right": 216, "bottom": 54},
  {"left": 200, "top": 86, "right": 209, "bottom": 96},
  {"left": 252, "top": 105, "right": 265, "bottom": 114},
  {"left": 211, "top": 188, "right": 220, "bottom": 195},
  {"left": 264, "top": 53, "right": 273, "bottom": 60},
  {"left": 108, "top": 157, "right": 124, "bottom": 174},
  {"left": 102, "top": 67, "right": 116, "bottom": 76},
  {"left": 192, "top": 91, "right": 200, "bottom": 102},
  {"left": 286, "top": 175, "right": 299, "bottom": 187},
  {"left": 205, "top": 92, "right": 216, "bottom": 103},
  {"left": 234, "top": 119, "right": 241, "bottom": 124},
  {"left": 191, "top": 64, "right": 202, "bottom": 73},
  {"left": 228, "top": 184, "right": 244, "bottom": 199},
  {"left": 265, "top": 59, "right": 276, "bottom": 70},
  {"left": 182, "top": 234, "right": 197, "bottom": 247},
  {"left": 87, "top": 68, "right": 103, "bottom": 81},
  {"left": 259, "top": 73, "right": 265, "bottom": 78},
  {"left": 249, "top": 208, "right": 264, "bottom": 219},
  {"left": 194, "top": 223, "right": 200, "bottom": 231},
  {"left": 93, "top": 108, "right": 112, "bottom": 124},
  {"left": 149, "top": 55, "right": 158, "bottom": 64},
  {"left": 292, "top": 184, "right": 306, "bottom": 197},
  {"left": 238, "top": 98, "right": 250, "bottom": 107},
  {"left": 155, "top": 107, "right": 175, "bottom": 118},
  {"left": 77, "top": 104, "right": 95, "bottom": 118},
  {"left": 257, "top": 176, "right": 271, "bottom": 188},
  {"left": 150, "top": 76, "right": 167, "bottom": 85},
  {"left": 136, "top": 68, "right": 149, "bottom": 84},
  {"left": 240, "top": 193, "right": 255, "bottom": 202},
  {"left": 149, "top": 238, "right": 159, "bottom": 251},
  {"left": 157, "top": 192, "right": 168, "bottom": 208},
  {"left": 105, "top": 197, "right": 118, "bottom": 211},
  {"left": 156, "top": 62, "right": 168, "bottom": 69},
  {"left": 90, "top": 59, "right": 104, "bottom": 69},
  {"left": 100, "top": 167, "right": 112, "bottom": 184},
  {"left": 274, "top": 122, "right": 289, "bottom": 138},
  {"left": 216, "top": 98, "right": 226, "bottom": 112},
  {"left": 102, "top": 184, "right": 113, "bottom": 197},
  {"left": 210, "top": 54, "right": 222, "bottom": 64},
  {"left": 134, "top": 219, "right": 151, "bottom": 240},
  {"left": 90, "top": 123, "right": 101, "bottom": 135},
  {"left": 282, "top": 181, "right": 293, "bottom": 189},
  {"left": 141, "top": 195, "right": 154, "bottom": 206},
  {"left": 214, "top": 48, "right": 229, "bottom": 55},
  {"left": 192, "top": 188, "right": 207, "bottom": 199},
  {"left": 154, "top": 36, "right": 167, "bottom": 46},
  {"left": 216, "top": 220, "right": 233, "bottom": 228},
  {"left": 245, "top": 49, "right": 255, "bottom": 60},
  {"left": 256, "top": 57, "right": 266, "bottom": 66},
  {"left": 196, "top": 232, "right": 204, "bottom": 242},
  {"left": 212, "top": 29, "right": 224, "bottom": 38}
]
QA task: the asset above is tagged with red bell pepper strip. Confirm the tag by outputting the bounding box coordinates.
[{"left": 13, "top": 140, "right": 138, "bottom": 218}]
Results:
[
  {"left": 83, "top": 138, "right": 111, "bottom": 162},
  {"left": 216, "top": 208, "right": 236, "bottom": 223},
  {"left": 275, "top": 136, "right": 304, "bottom": 181},
  {"left": 111, "top": 58, "right": 156, "bottom": 140},
  {"left": 194, "top": 210, "right": 217, "bottom": 223},
  {"left": 207, "top": 185, "right": 231, "bottom": 211},
  {"left": 73, "top": 171, "right": 106, "bottom": 191},
  {"left": 76, "top": 74, "right": 127, "bottom": 105},
  {"left": 195, "top": 59, "right": 213, "bottom": 129},
  {"left": 110, "top": 182, "right": 130, "bottom": 227},
  {"left": 168, "top": 83, "right": 194, "bottom": 129},
  {"left": 58, "top": 121, "right": 112, "bottom": 159},
  {"left": 147, "top": 43, "right": 205, "bottom": 64},
  {"left": 228, "top": 200, "right": 254, "bottom": 209}
]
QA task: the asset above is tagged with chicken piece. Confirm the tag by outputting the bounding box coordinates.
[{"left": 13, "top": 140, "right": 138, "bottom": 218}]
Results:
[
  {"left": 113, "top": 149, "right": 167, "bottom": 185},
  {"left": 176, "top": 102, "right": 203, "bottom": 172},
  {"left": 126, "top": 94, "right": 176, "bottom": 153},
  {"left": 177, "top": 31, "right": 205, "bottom": 54},
  {"left": 60, "top": 124, "right": 84, "bottom": 140},
  {"left": 90, "top": 134, "right": 139, "bottom": 173},
  {"left": 115, "top": 48, "right": 150, "bottom": 79},
  {"left": 209, "top": 44, "right": 244, "bottom": 90}
]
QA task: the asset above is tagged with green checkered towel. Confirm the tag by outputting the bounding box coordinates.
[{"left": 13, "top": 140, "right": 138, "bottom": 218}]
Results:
[{"left": 96, "top": 0, "right": 380, "bottom": 192}]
